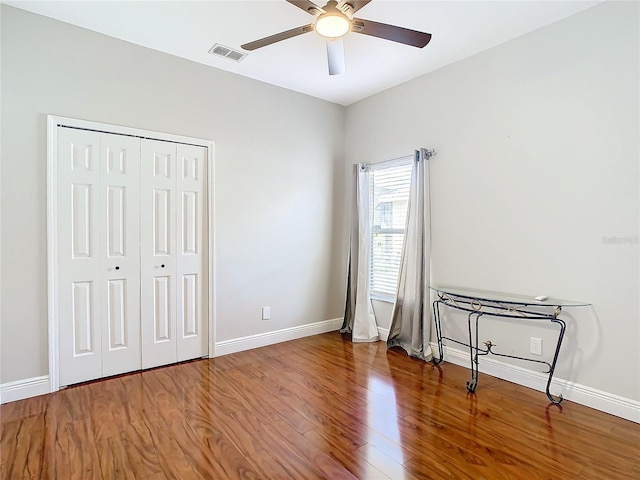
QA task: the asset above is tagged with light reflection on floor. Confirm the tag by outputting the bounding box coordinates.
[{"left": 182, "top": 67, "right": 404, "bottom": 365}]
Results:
[{"left": 365, "top": 375, "right": 409, "bottom": 479}]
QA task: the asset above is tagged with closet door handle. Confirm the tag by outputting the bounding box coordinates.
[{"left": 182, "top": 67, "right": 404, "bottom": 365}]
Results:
[
  {"left": 115, "top": 266, "right": 120, "bottom": 271},
  {"left": 161, "top": 264, "right": 165, "bottom": 268}
]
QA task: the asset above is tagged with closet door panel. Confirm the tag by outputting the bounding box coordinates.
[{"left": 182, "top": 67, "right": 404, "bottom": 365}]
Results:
[
  {"left": 141, "top": 139, "right": 178, "bottom": 369},
  {"left": 176, "top": 144, "right": 208, "bottom": 361},
  {"left": 57, "top": 128, "right": 103, "bottom": 386},
  {"left": 56, "top": 125, "right": 210, "bottom": 384},
  {"left": 100, "top": 133, "right": 141, "bottom": 377}
]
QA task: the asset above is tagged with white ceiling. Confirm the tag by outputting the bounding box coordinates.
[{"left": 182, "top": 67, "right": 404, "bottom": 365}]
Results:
[{"left": 5, "top": 0, "right": 601, "bottom": 106}]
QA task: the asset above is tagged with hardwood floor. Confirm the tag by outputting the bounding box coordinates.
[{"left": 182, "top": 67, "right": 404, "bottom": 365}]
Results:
[{"left": 1, "top": 332, "right": 638, "bottom": 479}]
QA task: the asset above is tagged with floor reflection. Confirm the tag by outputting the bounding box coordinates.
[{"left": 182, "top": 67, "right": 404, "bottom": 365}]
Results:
[{"left": 365, "top": 372, "right": 408, "bottom": 478}]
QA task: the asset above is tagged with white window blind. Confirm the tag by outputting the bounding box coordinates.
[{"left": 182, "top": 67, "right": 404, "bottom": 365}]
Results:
[{"left": 369, "top": 160, "right": 413, "bottom": 298}]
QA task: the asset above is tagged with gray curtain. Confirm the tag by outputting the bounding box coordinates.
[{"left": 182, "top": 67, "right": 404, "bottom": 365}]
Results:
[
  {"left": 387, "top": 148, "right": 432, "bottom": 359},
  {"left": 341, "top": 164, "right": 379, "bottom": 343}
]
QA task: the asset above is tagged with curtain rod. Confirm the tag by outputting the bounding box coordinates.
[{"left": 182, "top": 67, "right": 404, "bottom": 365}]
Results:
[{"left": 361, "top": 148, "right": 436, "bottom": 170}]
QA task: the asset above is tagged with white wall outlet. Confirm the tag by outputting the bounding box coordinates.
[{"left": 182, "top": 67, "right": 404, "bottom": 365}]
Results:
[
  {"left": 530, "top": 337, "right": 542, "bottom": 356},
  {"left": 261, "top": 306, "right": 271, "bottom": 320}
]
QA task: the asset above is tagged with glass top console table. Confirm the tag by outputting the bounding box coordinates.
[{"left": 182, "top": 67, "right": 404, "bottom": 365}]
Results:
[{"left": 430, "top": 284, "right": 590, "bottom": 404}]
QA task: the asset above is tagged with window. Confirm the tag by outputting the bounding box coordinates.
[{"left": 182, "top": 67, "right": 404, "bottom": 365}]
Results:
[{"left": 369, "top": 160, "right": 413, "bottom": 298}]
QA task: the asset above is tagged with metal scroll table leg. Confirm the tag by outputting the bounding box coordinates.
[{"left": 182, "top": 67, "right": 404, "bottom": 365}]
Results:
[
  {"left": 466, "top": 312, "right": 481, "bottom": 393},
  {"left": 545, "top": 316, "right": 566, "bottom": 404},
  {"left": 432, "top": 301, "right": 444, "bottom": 365}
]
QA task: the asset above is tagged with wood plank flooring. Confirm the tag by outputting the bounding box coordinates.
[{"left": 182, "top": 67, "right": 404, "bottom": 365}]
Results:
[{"left": 1, "top": 332, "right": 639, "bottom": 479}]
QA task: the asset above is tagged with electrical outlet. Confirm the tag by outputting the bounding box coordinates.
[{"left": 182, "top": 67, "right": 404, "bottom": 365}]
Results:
[
  {"left": 261, "top": 306, "right": 270, "bottom": 320},
  {"left": 530, "top": 337, "right": 542, "bottom": 356}
]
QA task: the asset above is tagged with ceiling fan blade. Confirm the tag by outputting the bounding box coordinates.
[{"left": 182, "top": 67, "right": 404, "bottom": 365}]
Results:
[
  {"left": 326, "top": 38, "right": 346, "bottom": 75},
  {"left": 286, "top": 0, "right": 324, "bottom": 15},
  {"left": 340, "top": 0, "right": 372, "bottom": 14},
  {"left": 351, "top": 18, "right": 432, "bottom": 48},
  {"left": 241, "top": 24, "right": 314, "bottom": 51}
]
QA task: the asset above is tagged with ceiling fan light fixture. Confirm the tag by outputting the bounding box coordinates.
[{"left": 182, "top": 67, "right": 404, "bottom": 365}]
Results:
[{"left": 315, "top": 13, "right": 351, "bottom": 38}]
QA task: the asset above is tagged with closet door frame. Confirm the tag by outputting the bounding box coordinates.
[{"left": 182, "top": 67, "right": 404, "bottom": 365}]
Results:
[{"left": 47, "top": 115, "right": 216, "bottom": 392}]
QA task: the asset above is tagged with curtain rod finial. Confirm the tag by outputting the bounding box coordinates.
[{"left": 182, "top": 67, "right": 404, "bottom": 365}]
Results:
[{"left": 422, "top": 148, "right": 436, "bottom": 159}]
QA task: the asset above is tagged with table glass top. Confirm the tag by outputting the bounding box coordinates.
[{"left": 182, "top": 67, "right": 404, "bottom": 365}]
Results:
[{"left": 429, "top": 284, "right": 590, "bottom": 307}]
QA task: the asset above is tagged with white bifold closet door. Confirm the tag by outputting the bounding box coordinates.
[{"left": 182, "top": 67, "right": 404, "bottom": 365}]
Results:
[
  {"left": 140, "top": 139, "right": 208, "bottom": 369},
  {"left": 57, "top": 128, "right": 141, "bottom": 386},
  {"left": 57, "top": 127, "right": 208, "bottom": 386}
]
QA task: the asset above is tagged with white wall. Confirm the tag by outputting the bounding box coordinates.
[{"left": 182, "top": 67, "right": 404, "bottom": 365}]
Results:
[
  {"left": 345, "top": 1, "right": 639, "bottom": 401},
  {"left": 0, "top": 5, "right": 346, "bottom": 384}
]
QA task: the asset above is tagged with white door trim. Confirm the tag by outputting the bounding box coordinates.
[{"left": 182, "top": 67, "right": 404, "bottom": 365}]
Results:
[{"left": 47, "top": 115, "right": 216, "bottom": 392}]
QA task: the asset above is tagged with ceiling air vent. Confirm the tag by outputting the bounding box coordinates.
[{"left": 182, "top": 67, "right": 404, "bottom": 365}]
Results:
[{"left": 208, "top": 44, "right": 247, "bottom": 62}]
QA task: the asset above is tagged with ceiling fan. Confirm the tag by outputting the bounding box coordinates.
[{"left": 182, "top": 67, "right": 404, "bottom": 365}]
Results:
[{"left": 241, "top": 0, "right": 432, "bottom": 76}]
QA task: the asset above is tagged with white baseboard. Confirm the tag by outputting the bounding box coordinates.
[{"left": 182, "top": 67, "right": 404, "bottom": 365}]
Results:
[
  {"left": 433, "top": 342, "right": 640, "bottom": 423},
  {"left": 0, "top": 375, "right": 51, "bottom": 404},
  {"left": 215, "top": 318, "right": 343, "bottom": 357}
]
